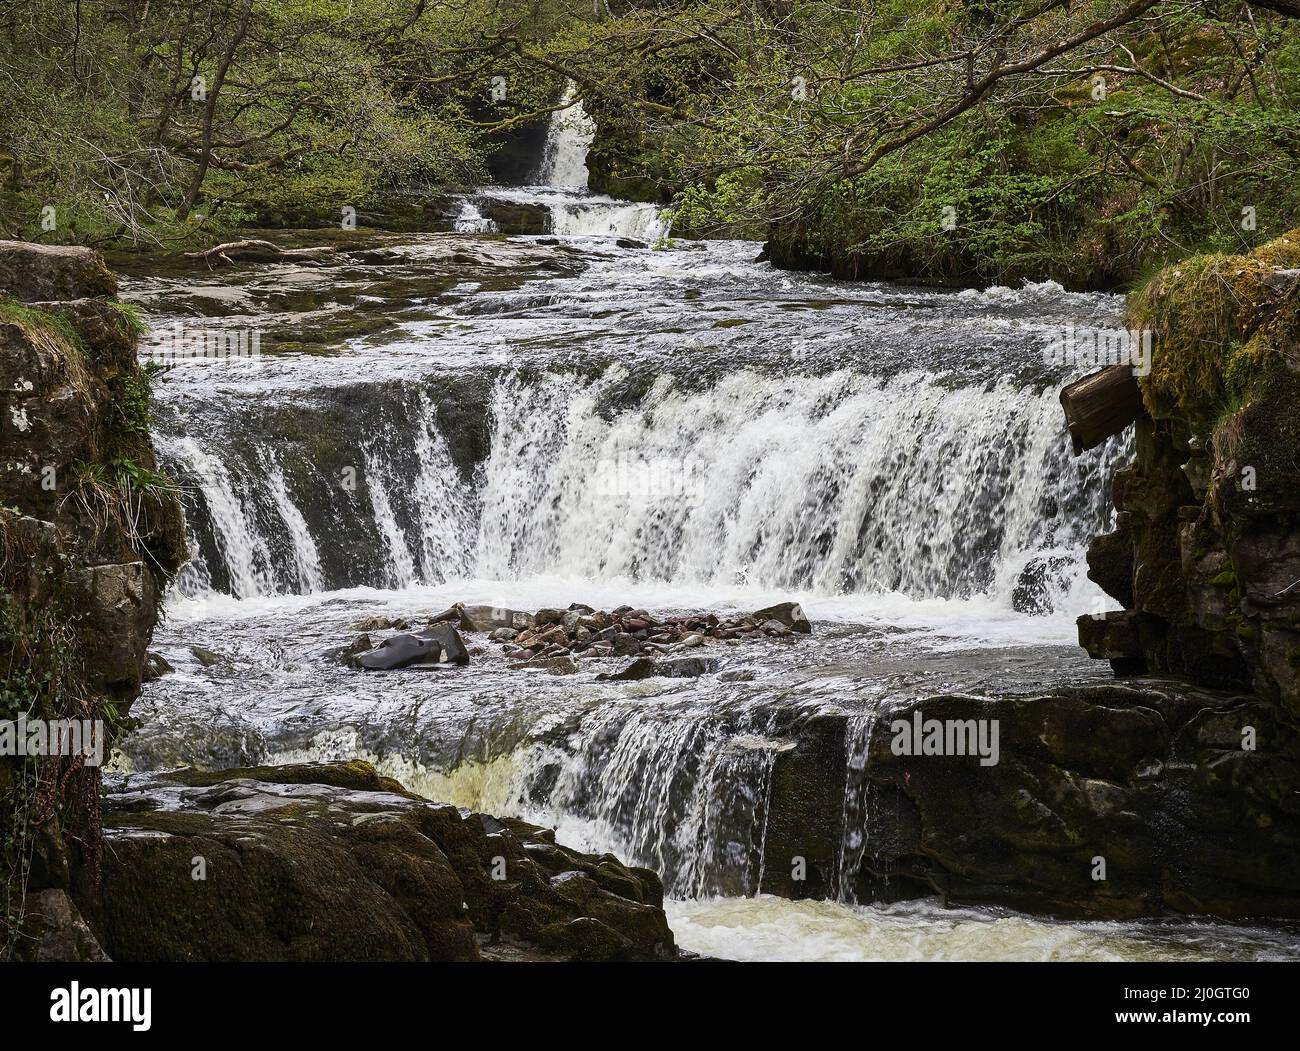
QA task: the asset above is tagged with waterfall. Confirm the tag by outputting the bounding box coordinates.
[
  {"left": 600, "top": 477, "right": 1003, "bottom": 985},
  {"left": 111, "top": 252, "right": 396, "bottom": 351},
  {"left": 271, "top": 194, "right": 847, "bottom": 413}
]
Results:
[
  {"left": 450, "top": 79, "right": 668, "bottom": 241},
  {"left": 159, "top": 383, "right": 479, "bottom": 598},
  {"left": 835, "top": 712, "right": 880, "bottom": 903},
  {"left": 162, "top": 366, "right": 1121, "bottom": 609},
  {"left": 475, "top": 367, "right": 1116, "bottom": 604},
  {"left": 534, "top": 81, "right": 596, "bottom": 188}
]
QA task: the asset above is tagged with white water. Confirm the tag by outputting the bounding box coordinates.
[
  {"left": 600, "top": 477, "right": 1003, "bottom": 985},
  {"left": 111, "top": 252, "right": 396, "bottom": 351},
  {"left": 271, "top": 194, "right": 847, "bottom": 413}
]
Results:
[
  {"left": 451, "top": 198, "right": 497, "bottom": 233},
  {"left": 166, "top": 436, "right": 273, "bottom": 598},
  {"left": 476, "top": 367, "right": 1111, "bottom": 606},
  {"left": 264, "top": 463, "right": 323, "bottom": 593},
  {"left": 535, "top": 81, "right": 596, "bottom": 188},
  {"left": 666, "top": 897, "right": 1300, "bottom": 962},
  {"left": 454, "top": 79, "right": 669, "bottom": 242},
  {"left": 468, "top": 186, "right": 669, "bottom": 242},
  {"left": 169, "top": 365, "right": 1115, "bottom": 614}
]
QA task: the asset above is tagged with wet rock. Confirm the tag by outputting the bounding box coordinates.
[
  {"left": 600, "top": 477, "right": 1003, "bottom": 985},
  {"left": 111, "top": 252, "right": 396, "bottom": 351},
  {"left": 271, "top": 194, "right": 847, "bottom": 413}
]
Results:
[
  {"left": 610, "top": 633, "right": 644, "bottom": 656},
  {"left": 598, "top": 656, "right": 721, "bottom": 681},
  {"left": 762, "top": 714, "right": 849, "bottom": 900},
  {"left": 1011, "top": 554, "right": 1076, "bottom": 615},
  {"left": 718, "top": 668, "right": 757, "bottom": 683},
  {"left": 355, "top": 625, "right": 470, "bottom": 670},
  {"left": 190, "top": 645, "right": 226, "bottom": 668},
  {"left": 478, "top": 200, "right": 548, "bottom": 235},
  {"left": 427, "top": 604, "right": 463, "bottom": 624},
  {"left": 482, "top": 604, "right": 814, "bottom": 661},
  {"left": 460, "top": 604, "right": 533, "bottom": 632},
  {"left": 846, "top": 683, "right": 1300, "bottom": 919},
  {"left": 13, "top": 889, "right": 110, "bottom": 962},
  {"left": 751, "top": 601, "right": 812, "bottom": 634},
  {"left": 143, "top": 651, "right": 174, "bottom": 682},
  {"left": 1085, "top": 521, "right": 1135, "bottom": 608},
  {"left": 329, "top": 633, "right": 374, "bottom": 666},
  {"left": 351, "top": 615, "right": 408, "bottom": 631},
  {"left": 77, "top": 763, "right": 677, "bottom": 962},
  {"left": 597, "top": 657, "right": 659, "bottom": 682},
  {"left": 510, "top": 655, "right": 578, "bottom": 675},
  {"left": 421, "top": 622, "right": 470, "bottom": 666},
  {"left": 354, "top": 633, "right": 441, "bottom": 670}
]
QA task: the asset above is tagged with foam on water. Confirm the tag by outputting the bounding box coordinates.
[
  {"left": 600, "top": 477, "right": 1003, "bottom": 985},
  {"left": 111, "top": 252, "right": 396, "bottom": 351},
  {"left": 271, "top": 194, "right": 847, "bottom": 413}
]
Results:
[{"left": 666, "top": 896, "right": 1300, "bottom": 962}]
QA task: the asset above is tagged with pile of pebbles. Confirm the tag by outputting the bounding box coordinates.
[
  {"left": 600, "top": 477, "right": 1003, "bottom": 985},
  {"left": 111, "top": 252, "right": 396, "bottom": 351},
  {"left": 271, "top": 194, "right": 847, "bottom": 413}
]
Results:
[{"left": 467, "top": 601, "right": 812, "bottom": 662}]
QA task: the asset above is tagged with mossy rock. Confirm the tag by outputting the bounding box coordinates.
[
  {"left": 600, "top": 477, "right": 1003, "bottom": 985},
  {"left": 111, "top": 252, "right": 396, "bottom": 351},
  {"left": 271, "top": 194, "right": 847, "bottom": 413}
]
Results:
[{"left": 1128, "top": 229, "right": 1300, "bottom": 426}]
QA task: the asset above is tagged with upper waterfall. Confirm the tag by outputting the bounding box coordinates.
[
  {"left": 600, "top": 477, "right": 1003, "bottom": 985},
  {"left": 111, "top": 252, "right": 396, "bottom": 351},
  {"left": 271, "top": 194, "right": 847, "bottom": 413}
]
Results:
[{"left": 535, "top": 81, "right": 596, "bottom": 188}]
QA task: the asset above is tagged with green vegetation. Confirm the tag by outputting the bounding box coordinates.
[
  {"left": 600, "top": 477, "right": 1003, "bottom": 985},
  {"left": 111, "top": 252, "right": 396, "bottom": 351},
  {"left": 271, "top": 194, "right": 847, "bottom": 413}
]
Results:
[
  {"left": 0, "top": 570, "right": 87, "bottom": 960},
  {"left": 3, "top": 1, "right": 1298, "bottom": 286},
  {"left": 0, "top": 294, "right": 86, "bottom": 353}
]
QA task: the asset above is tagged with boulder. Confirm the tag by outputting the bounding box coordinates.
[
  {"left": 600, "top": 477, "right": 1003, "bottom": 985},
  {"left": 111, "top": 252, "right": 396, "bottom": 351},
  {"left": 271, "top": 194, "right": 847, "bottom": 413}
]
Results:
[
  {"left": 143, "top": 651, "right": 174, "bottom": 682},
  {"left": 354, "top": 633, "right": 441, "bottom": 670},
  {"left": 190, "top": 644, "right": 226, "bottom": 667},
  {"left": 355, "top": 625, "right": 470, "bottom": 670},
  {"left": 510, "top": 655, "right": 578, "bottom": 675},
  {"left": 751, "top": 601, "right": 812, "bottom": 633},
  {"left": 422, "top": 622, "right": 470, "bottom": 666},
  {"left": 459, "top": 604, "right": 533, "bottom": 633},
  {"left": 597, "top": 656, "right": 721, "bottom": 682},
  {"left": 76, "top": 763, "right": 678, "bottom": 962},
  {"left": 0, "top": 239, "right": 117, "bottom": 302},
  {"left": 13, "top": 889, "right": 110, "bottom": 962}
]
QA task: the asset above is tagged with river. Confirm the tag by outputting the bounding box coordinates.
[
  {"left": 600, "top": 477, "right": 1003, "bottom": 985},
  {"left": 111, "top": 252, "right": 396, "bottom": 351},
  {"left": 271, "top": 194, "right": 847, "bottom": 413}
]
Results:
[{"left": 108, "top": 96, "right": 1300, "bottom": 961}]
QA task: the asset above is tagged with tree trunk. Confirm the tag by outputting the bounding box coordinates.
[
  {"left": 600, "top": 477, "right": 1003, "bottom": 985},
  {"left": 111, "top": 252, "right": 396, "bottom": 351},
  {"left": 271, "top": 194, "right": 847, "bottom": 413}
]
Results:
[{"left": 1060, "top": 364, "right": 1146, "bottom": 455}]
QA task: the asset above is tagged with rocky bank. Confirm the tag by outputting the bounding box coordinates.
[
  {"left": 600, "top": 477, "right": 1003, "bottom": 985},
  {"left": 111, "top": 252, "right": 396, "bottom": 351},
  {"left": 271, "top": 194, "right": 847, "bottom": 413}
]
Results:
[
  {"left": 80, "top": 760, "right": 675, "bottom": 962},
  {"left": 0, "top": 240, "right": 187, "bottom": 959}
]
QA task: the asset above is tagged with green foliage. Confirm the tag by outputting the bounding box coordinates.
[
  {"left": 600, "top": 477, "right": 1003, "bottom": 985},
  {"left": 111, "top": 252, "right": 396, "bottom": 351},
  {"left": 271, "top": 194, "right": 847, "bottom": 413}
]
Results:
[
  {"left": 0, "top": 590, "right": 82, "bottom": 959},
  {"left": 0, "top": 296, "right": 86, "bottom": 353}
]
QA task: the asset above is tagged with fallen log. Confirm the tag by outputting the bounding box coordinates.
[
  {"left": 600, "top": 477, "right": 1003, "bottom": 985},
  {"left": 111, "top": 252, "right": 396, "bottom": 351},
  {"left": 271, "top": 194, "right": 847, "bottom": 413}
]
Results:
[
  {"left": 1060, "top": 363, "right": 1146, "bottom": 455},
  {"left": 183, "top": 239, "right": 337, "bottom": 266}
]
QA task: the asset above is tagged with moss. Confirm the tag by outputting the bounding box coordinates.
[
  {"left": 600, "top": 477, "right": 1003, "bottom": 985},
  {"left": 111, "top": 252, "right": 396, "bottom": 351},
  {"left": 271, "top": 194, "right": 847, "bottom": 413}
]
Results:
[
  {"left": 1127, "top": 229, "right": 1300, "bottom": 425},
  {"left": 1211, "top": 570, "right": 1238, "bottom": 589},
  {"left": 0, "top": 295, "right": 88, "bottom": 353}
]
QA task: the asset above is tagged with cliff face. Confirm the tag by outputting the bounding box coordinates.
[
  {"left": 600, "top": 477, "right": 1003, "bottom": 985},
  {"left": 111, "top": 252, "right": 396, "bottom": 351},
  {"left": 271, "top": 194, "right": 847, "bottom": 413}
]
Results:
[
  {"left": 1079, "top": 231, "right": 1300, "bottom": 713},
  {"left": 0, "top": 241, "right": 186, "bottom": 959}
]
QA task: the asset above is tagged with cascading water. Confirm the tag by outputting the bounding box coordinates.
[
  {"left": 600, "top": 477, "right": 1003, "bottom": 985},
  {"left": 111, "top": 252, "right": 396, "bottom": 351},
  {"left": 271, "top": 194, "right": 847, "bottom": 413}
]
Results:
[
  {"left": 534, "top": 81, "right": 596, "bottom": 188},
  {"left": 115, "top": 110, "right": 1199, "bottom": 961},
  {"left": 452, "top": 79, "right": 670, "bottom": 242},
  {"left": 160, "top": 365, "right": 1119, "bottom": 609}
]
